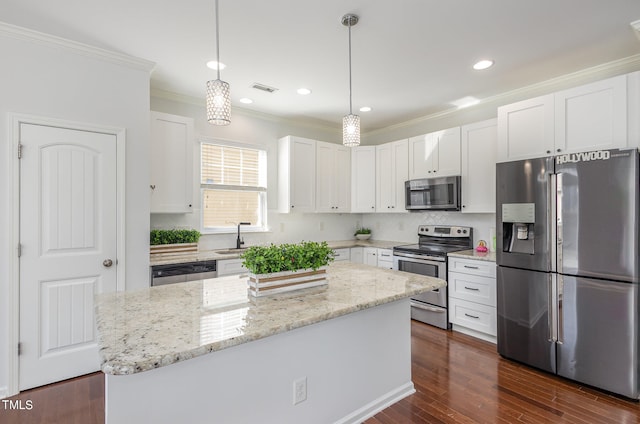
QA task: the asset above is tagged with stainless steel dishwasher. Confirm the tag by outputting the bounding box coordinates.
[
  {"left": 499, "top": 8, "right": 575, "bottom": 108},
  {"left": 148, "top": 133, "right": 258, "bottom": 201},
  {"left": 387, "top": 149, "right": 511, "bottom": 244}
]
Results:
[{"left": 150, "top": 260, "right": 217, "bottom": 286}]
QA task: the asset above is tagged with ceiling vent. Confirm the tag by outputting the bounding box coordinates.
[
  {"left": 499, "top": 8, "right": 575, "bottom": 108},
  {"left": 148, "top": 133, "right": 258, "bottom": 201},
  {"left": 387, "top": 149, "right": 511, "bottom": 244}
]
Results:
[{"left": 251, "top": 83, "right": 279, "bottom": 93}]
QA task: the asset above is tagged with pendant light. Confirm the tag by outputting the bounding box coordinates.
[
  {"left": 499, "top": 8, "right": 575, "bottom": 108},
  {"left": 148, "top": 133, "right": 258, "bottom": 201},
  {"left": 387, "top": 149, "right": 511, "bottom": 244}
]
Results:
[
  {"left": 342, "top": 14, "right": 360, "bottom": 147},
  {"left": 206, "top": 0, "right": 231, "bottom": 125}
]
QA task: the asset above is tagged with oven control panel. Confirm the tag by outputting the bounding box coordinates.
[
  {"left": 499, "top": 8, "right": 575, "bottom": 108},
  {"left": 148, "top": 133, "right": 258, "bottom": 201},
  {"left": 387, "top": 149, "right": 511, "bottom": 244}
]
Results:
[{"left": 418, "top": 225, "right": 471, "bottom": 237}]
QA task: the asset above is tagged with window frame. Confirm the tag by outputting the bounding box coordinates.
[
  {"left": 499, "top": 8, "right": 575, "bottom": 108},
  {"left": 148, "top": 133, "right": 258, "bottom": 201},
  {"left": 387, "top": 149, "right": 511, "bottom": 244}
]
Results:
[{"left": 199, "top": 137, "right": 268, "bottom": 234}]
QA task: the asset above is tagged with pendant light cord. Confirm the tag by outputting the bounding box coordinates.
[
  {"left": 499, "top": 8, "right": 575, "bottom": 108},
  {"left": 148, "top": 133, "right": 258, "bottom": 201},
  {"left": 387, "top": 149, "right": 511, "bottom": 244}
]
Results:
[
  {"left": 348, "top": 21, "right": 353, "bottom": 115},
  {"left": 215, "top": 0, "right": 221, "bottom": 80}
]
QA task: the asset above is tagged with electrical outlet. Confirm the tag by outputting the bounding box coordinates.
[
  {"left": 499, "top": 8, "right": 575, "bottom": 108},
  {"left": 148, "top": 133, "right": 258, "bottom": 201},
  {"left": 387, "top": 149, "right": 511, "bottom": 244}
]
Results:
[{"left": 293, "top": 377, "right": 307, "bottom": 405}]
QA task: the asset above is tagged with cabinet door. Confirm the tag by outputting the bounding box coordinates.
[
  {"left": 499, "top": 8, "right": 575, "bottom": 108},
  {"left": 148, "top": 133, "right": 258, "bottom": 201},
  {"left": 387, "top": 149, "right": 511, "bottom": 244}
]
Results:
[
  {"left": 497, "top": 94, "right": 554, "bottom": 162},
  {"left": 377, "top": 249, "right": 394, "bottom": 269},
  {"left": 461, "top": 119, "right": 497, "bottom": 213},
  {"left": 150, "top": 111, "right": 194, "bottom": 213},
  {"left": 350, "top": 247, "right": 363, "bottom": 263},
  {"left": 280, "top": 137, "right": 316, "bottom": 213},
  {"left": 433, "top": 127, "right": 461, "bottom": 176},
  {"left": 351, "top": 146, "right": 376, "bottom": 212},
  {"left": 555, "top": 75, "right": 628, "bottom": 154},
  {"left": 392, "top": 140, "right": 409, "bottom": 211},
  {"left": 315, "top": 141, "right": 334, "bottom": 213},
  {"left": 334, "top": 145, "right": 351, "bottom": 212},
  {"left": 376, "top": 143, "right": 394, "bottom": 211},
  {"left": 408, "top": 133, "right": 436, "bottom": 179},
  {"left": 363, "top": 247, "right": 377, "bottom": 266}
]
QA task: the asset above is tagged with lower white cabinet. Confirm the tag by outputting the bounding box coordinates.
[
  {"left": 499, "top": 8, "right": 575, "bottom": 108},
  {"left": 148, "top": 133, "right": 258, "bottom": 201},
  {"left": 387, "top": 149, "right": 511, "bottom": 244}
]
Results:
[
  {"left": 377, "top": 249, "right": 394, "bottom": 269},
  {"left": 217, "top": 258, "right": 248, "bottom": 276},
  {"left": 350, "top": 247, "right": 363, "bottom": 264},
  {"left": 447, "top": 256, "right": 497, "bottom": 343},
  {"left": 363, "top": 247, "right": 377, "bottom": 266},
  {"left": 333, "top": 248, "right": 351, "bottom": 261}
]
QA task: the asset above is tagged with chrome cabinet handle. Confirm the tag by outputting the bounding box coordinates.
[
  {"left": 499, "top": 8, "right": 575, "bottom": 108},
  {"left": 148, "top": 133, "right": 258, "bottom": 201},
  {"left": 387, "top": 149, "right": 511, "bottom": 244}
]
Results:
[
  {"left": 103, "top": 259, "right": 113, "bottom": 268},
  {"left": 463, "top": 265, "right": 479, "bottom": 269},
  {"left": 464, "top": 313, "right": 479, "bottom": 319},
  {"left": 464, "top": 286, "right": 479, "bottom": 291}
]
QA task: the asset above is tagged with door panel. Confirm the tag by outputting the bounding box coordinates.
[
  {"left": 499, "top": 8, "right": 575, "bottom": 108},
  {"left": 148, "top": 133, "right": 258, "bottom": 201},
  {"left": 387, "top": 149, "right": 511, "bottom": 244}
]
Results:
[
  {"left": 20, "top": 123, "right": 117, "bottom": 390},
  {"left": 557, "top": 276, "right": 638, "bottom": 398},
  {"left": 497, "top": 267, "right": 555, "bottom": 373}
]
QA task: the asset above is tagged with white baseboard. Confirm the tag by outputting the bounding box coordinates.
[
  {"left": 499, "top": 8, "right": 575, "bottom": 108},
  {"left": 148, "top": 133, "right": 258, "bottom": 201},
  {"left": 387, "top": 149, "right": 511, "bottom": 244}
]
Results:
[
  {"left": 452, "top": 324, "right": 497, "bottom": 344},
  {"left": 334, "top": 381, "right": 416, "bottom": 424},
  {"left": 0, "top": 386, "right": 9, "bottom": 399}
]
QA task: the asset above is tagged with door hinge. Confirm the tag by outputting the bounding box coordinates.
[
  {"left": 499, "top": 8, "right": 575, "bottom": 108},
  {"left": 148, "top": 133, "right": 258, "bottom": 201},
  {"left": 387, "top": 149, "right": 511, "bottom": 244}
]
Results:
[
  {"left": 18, "top": 343, "right": 22, "bottom": 356},
  {"left": 17, "top": 143, "right": 23, "bottom": 159},
  {"left": 17, "top": 243, "right": 22, "bottom": 258}
]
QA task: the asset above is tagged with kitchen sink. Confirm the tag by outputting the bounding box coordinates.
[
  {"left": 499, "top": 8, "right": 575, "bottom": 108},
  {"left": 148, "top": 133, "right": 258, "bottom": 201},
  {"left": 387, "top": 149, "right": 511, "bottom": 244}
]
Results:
[{"left": 213, "top": 248, "right": 248, "bottom": 254}]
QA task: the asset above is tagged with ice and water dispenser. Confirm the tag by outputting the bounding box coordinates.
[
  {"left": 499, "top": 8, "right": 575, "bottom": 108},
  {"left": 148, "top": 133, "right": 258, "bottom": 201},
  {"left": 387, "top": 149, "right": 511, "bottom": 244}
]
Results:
[{"left": 502, "top": 203, "right": 535, "bottom": 254}]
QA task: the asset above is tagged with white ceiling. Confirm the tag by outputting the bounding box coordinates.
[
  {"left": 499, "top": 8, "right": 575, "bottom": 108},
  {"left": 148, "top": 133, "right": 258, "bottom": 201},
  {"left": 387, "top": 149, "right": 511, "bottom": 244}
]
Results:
[{"left": 2, "top": 0, "right": 640, "bottom": 132}]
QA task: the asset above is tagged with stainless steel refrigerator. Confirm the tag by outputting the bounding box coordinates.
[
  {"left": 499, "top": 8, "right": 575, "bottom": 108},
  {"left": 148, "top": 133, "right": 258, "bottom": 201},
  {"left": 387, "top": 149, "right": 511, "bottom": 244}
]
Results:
[{"left": 496, "top": 148, "right": 639, "bottom": 399}]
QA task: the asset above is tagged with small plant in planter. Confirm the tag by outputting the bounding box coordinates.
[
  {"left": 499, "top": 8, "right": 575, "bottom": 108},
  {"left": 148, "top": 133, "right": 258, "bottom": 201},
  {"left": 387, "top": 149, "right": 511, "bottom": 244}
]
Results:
[
  {"left": 354, "top": 227, "right": 372, "bottom": 240},
  {"left": 150, "top": 229, "right": 201, "bottom": 254},
  {"left": 241, "top": 241, "right": 335, "bottom": 297}
]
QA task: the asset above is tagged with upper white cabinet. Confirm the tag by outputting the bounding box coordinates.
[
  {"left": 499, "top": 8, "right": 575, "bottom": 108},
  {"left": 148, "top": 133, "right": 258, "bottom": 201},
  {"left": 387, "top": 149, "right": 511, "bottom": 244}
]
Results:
[
  {"left": 376, "top": 139, "right": 408, "bottom": 213},
  {"left": 150, "top": 111, "right": 194, "bottom": 213},
  {"left": 316, "top": 141, "right": 351, "bottom": 213},
  {"left": 461, "top": 119, "right": 497, "bottom": 214},
  {"left": 351, "top": 146, "right": 377, "bottom": 213},
  {"left": 408, "top": 127, "right": 461, "bottom": 179},
  {"left": 278, "top": 136, "right": 316, "bottom": 213},
  {"left": 498, "top": 74, "right": 632, "bottom": 162}
]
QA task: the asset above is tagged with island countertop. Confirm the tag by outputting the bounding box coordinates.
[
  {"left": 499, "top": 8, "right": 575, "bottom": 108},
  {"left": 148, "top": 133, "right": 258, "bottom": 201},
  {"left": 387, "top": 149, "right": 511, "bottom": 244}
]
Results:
[{"left": 96, "top": 261, "right": 444, "bottom": 376}]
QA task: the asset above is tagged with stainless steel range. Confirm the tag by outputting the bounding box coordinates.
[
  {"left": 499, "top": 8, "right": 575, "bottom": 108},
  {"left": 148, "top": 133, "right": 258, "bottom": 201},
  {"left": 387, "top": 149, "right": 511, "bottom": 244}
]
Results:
[{"left": 393, "top": 225, "right": 473, "bottom": 329}]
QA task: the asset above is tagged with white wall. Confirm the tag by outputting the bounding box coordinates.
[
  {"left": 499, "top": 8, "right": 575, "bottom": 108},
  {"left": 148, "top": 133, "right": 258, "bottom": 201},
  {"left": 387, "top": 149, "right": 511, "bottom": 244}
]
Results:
[
  {"left": 149, "top": 95, "right": 361, "bottom": 248},
  {"left": 0, "top": 27, "right": 152, "bottom": 395}
]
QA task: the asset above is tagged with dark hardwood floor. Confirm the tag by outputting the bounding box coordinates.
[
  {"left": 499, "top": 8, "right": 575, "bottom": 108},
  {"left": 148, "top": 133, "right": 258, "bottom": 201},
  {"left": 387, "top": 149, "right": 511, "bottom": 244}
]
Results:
[{"left": 3, "top": 321, "right": 640, "bottom": 423}]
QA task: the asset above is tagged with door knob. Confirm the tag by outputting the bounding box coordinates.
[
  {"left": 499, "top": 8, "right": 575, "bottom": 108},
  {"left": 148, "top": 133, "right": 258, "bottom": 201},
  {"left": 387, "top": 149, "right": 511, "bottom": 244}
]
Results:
[{"left": 103, "top": 259, "right": 113, "bottom": 268}]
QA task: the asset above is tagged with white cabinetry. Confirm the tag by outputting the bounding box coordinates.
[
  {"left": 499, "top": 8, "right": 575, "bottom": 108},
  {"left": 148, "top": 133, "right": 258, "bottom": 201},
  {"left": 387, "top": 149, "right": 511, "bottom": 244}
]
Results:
[
  {"left": 408, "top": 127, "right": 461, "bottom": 179},
  {"left": 448, "top": 256, "right": 497, "bottom": 343},
  {"left": 278, "top": 136, "right": 316, "bottom": 213},
  {"left": 498, "top": 74, "right": 631, "bottom": 162},
  {"left": 350, "top": 247, "right": 363, "bottom": 263},
  {"left": 363, "top": 247, "right": 377, "bottom": 266},
  {"left": 316, "top": 141, "right": 350, "bottom": 213},
  {"left": 217, "top": 258, "right": 248, "bottom": 276},
  {"left": 461, "top": 119, "right": 497, "bottom": 214},
  {"left": 377, "top": 249, "right": 394, "bottom": 269},
  {"left": 333, "top": 248, "right": 351, "bottom": 261},
  {"left": 376, "top": 139, "right": 408, "bottom": 213},
  {"left": 350, "top": 146, "right": 377, "bottom": 213},
  {"left": 150, "top": 111, "right": 194, "bottom": 213}
]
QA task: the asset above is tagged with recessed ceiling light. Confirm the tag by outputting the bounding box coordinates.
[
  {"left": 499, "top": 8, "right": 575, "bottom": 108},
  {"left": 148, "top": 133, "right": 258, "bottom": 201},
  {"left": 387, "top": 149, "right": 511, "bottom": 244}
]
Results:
[
  {"left": 359, "top": 106, "right": 372, "bottom": 112},
  {"left": 297, "top": 88, "right": 312, "bottom": 95},
  {"left": 206, "top": 60, "right": 226, "bottom": 70},
  {"left": 473, "top": 59, "right": 494, "bottom": 70},
  {"left": 239, "top": 98, "right": 253, "bottom": 104},
  {"left": 451, "top": 96, "right": 480, "bottom": 109}
]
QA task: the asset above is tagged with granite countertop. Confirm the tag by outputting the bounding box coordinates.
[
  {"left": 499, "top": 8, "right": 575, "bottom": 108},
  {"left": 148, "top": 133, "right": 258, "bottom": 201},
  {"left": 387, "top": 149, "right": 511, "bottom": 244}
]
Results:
[
  {"left": 150, "top": 239, "right": 406, "bottom": 266},
  {"left": 95, "top": 261, "right": 444, "bottom": 376},
  {"left": 448, "top": 249, "right": 496, "bottom": 262}
]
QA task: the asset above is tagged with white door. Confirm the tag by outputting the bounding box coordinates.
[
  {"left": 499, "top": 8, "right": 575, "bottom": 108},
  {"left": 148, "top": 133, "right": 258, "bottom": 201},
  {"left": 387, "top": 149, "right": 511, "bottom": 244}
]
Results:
[{"left": 19, "top": 123, "right": 118, "bottom": 390}]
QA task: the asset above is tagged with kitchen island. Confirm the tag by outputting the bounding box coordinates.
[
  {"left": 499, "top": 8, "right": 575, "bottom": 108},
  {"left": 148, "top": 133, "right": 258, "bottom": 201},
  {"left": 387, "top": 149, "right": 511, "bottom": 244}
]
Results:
[{"left": 96, "top": 261, "right": 445, "bottom": 424}]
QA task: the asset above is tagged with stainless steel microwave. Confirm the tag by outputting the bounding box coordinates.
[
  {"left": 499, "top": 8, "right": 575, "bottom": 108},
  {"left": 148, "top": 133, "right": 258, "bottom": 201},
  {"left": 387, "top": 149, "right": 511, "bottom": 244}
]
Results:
[{"left": 404, "top": 176, "right": 461, "bottom": 211}]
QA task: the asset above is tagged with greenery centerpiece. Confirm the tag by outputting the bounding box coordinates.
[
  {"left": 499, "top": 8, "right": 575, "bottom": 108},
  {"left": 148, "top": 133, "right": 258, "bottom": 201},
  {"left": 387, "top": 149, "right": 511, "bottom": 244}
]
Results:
[
  {"left": 241, "top": 241, "right": 335, "bottom": 297},
  {"left": 354, "top": 227, "right": 372, "bottom": 240},
  {"left": 150, "top": 229, "right": 201, "bottom": 254}
]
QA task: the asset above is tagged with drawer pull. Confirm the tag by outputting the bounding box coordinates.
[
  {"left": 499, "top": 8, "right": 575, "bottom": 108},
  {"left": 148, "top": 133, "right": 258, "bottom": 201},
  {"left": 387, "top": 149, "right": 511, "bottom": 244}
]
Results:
[
  {"left": 463, "top": 265, "right": 479, "bottom": 269},
  {"left": 464, "top": 286, "right": 480, "bottom": 291},
  {"left": 464, "top": 313, "right": 480, "bottom": 319}
]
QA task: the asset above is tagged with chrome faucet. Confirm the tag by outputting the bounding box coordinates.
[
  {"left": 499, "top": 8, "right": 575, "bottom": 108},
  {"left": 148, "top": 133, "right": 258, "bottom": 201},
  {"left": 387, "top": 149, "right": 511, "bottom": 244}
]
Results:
[{"left": 236, "top": 222, "right": 251, "bottom": 249}]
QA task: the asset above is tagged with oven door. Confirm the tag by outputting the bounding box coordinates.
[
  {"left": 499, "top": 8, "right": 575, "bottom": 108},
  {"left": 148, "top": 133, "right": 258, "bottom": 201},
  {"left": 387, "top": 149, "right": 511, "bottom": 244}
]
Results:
[{"left": 393, "top": 253, "right": 447, "bottom": 307}]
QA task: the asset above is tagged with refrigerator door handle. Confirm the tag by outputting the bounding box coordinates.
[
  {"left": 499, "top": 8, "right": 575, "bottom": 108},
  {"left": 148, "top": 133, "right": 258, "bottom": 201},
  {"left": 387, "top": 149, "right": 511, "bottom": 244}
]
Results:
[
  {"left": 549, "top": 273, "right": 558, "bottom": 342},
  {"left": 556, "top": 172, "right": 563, "bottom": 272},
  {"left": 549, "top": 173, "right": 557, "bottom": 273},
  {"left": 557, "top": 275, "right": 564, "bottom": 345}
]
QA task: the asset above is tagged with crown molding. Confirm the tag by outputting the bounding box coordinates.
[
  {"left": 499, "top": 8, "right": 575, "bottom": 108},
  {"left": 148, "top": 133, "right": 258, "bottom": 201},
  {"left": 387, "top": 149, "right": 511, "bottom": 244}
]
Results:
[
  {"left": 364, "top": 53, "right": 640, "bottom": 138},
  {"left": 150, "top": 86, "right": 341, "bottom": 133},
  {"left": 0, "top": 21, "right": 155, "bottom": 72}
]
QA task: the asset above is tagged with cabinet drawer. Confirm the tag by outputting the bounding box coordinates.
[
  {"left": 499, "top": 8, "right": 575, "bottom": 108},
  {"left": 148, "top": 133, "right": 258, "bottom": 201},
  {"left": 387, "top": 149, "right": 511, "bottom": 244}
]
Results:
[
  {"left": 448, "top": 257, "right": 496, "bottom": 278},
  {"left": 449, "top": 298, "right": 496, "bottom": 336},
  {"left": 448, "top": 271, "right": 496, "bottom": 307},
  {"left": 333, "top": 248, "right": 351, "bottom": 261},
  {"left": 217, "top": 259, "right": 248, "bottom": 276}
]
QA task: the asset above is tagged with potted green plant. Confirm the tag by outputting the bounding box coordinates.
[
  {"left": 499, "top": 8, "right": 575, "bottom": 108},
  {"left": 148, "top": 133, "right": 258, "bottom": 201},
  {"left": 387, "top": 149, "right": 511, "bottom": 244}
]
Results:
[
  {"left": 150, "top": 229, "right": 201, "bottom": 254},
  {"left": 241, "top": 241, "right": 335, "bottom": 297},
  {"left": 354, "top": 227, "right": 372, "bottom": 240}
]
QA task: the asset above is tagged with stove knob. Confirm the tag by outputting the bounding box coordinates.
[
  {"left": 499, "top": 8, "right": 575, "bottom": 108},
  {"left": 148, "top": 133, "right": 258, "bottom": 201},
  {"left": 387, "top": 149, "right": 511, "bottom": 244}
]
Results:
[
  {"left": 463, "top": 229, "right": 467, "bottom": 234},
  {"left": 457, "top": 229, "right": 461, "bottom": 234},
  {"left": 424, "top": 228, "right": 429, "bottom": 232}
]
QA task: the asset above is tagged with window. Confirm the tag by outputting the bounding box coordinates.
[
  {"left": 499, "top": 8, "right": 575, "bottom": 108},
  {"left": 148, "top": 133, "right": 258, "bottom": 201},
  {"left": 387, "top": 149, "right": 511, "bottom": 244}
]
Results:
[{"left": 200, "top": 141, "right": 267, "bottom": 232}]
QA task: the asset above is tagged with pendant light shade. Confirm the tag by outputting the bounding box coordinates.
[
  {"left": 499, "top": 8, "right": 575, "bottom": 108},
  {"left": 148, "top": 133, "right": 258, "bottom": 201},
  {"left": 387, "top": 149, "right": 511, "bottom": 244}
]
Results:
[
  {"left": 342, "top": 14, "right": 360, "bottom": 147},
  {"left": 207, "top": 0, "right": 231, "bottom": 126}
]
